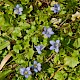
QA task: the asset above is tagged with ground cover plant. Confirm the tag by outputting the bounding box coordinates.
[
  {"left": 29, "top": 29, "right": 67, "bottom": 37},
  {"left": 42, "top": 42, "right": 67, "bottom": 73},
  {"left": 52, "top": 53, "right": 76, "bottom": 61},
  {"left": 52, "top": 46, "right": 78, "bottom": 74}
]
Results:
[{"left": 0, "top": 0, "right": 80, "bottom": 80}]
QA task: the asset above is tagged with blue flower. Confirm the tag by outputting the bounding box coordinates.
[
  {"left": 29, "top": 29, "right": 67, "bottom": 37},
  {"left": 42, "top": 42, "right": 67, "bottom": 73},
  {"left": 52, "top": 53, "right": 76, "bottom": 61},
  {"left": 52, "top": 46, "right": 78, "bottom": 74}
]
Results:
[
  {"left": 14, "top": 4, "right": 23, "bottom": 15},
  {"left": 51, "top": 4, "right": 60, "bottom": 13},
  {"left": 34, "top": 45, "right": 44, "bottom": 54},
  {"left": 42, "top": 27, "right": 54, "bottom": 38},
  {"left": 31, "top": 61, "right": 42, "bottom": 72},
  {"left": 50, "top": 40, "right": 60, "bottom": 53},
  {"left": 20, "top": 67, "right": 32, "bottom": 78}
]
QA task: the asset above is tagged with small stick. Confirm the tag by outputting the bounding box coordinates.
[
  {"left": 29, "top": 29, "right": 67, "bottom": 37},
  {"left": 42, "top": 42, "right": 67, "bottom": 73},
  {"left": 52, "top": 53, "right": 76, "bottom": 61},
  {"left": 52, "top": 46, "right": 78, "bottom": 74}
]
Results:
[
  {"left": 59, "top": 14, "right": 70, "bottom": 27},
  {"left": 49, "top": 65, "right": 65, "bottom": 80},
  {"left": 0, "top": 51, "right": 13, "bottom": 70},
  {"left": 45, "top": 53, "right": 56, "bottom": 63}
]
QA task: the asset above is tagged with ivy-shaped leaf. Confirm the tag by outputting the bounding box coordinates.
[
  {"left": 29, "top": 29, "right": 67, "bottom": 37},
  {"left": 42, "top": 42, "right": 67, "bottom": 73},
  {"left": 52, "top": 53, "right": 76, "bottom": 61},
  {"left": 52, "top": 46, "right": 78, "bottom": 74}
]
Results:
[
  {"left": 13, "top": 45, "right": 22, "bottom": 53},
  {"left": 73, "top": 38, "right": 80, "bottom": 48},
  {"left": 64, "top": 56, "right": 79, "bottom": 68},
  {"left": 26, "top": 48, "right": 34, "bottom": 59}
]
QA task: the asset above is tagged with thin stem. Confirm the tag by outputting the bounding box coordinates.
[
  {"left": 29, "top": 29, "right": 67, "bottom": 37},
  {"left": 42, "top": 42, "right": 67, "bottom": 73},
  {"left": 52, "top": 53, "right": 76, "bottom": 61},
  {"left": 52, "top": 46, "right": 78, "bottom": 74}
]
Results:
[
  {"left": 59, "top": 14, "right": 71, "bottom": 27},
  {"left": 49, "top": 65, "right": 65, "bottom": 80},
  {"left": 45, "top": 53, "right": 56, "bottom": 63}
]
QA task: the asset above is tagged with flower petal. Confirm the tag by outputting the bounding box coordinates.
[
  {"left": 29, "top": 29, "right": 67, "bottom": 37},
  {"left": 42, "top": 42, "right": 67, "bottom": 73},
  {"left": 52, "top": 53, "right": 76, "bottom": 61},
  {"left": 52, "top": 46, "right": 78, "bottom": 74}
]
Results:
[
  {"left": 46, "top": 34, "right": 51, "bottom": 38},
  {"left": 28, "top": 71, "right": 32, "bottom": 75},
  {"left": 25, "top": 75, "right": 29, "bottom": 78},
  {"left": 37, "top": 67, "right": 41, "bottom": 71},
  {"left": 14, "top": 10, "right": 18, "bottom": 14},
  {"left": 20, "top": 68, "right": 25, "bottom": 75},
  {"left": 55, "top": 48, "right": 59, "bottom": 53},
  {"left": 47, "top": 28, "right": 54, "bottom": 35},
  {"left": 38, "top": 50, "right": 42, "bottom": 54},
  {"left": 26, "top": 67, "right": 30, "bottom": 71},
  {"left": 50, "top": 46, "right": 55, "bottom": 50},
  {"left": 49, "top": 31, "right": 54, "bottom": 35},
  {"left": 51, "top": 7, "right": 54, "bottom": 11},
  {"left": 56, "top": 40, "right": 60, "bottom": 44},
  {"left": 16, "top": 4, "right": 20, "bottom": 8},
  {"left": 47, "top": 28, "right": 52, "bottom": 32},
  {"left": 42, "top": 31, "right": 46, "bottom": 34},
  {"left": 52, "top": 4, "right": 60, "bottom": 13},
  {"left": 34, "top": 69, "right": 38, "bottom": 72},
  {"left": 37, "top": 63, "right": 41, "bottom": 67},
  {"left": 34, "top": 61, "right": 37, "bottom": 64},
  {"left": 40, "top": 45, "right": 44, "bottom": 50},
  {"left": 19, "top": 7, "right": 23, "bottom": 11},
  {"left": 18, "top": 11, "right": 22, "bottom": 15},
  {"left": 44, "top": 27, "right": 47, "bottom": 31},
  {"left": 34, "top": 46, "right": 39, "bottom": 51},
  {"left": 54, "top": 9, "right": 58, "bottom": 13},
  {"left": 50, "top": 40, "right": 55, "bottom": 45}
]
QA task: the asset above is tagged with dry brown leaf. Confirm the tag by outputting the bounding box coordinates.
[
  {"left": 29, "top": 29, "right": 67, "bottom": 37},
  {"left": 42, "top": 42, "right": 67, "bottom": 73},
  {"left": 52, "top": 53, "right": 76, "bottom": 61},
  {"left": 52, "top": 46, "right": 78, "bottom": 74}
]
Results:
[
  {"left": 71, "top": 11, "right": 80, "bottom": 21},
  {"left": 0, "top": 51, "right": 13, "bottom": 70}
]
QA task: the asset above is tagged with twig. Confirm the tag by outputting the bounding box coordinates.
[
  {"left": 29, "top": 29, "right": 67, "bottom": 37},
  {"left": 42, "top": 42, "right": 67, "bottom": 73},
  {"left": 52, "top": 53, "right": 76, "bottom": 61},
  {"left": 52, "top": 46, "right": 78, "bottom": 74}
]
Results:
[
  {"left": 49, "top": 65, "right": 65, "bottom": 80},
  {"left": 59, "top": 14, "right": 70, "bottom": 27},
  {"left": 0, "top": 50, "right": 13, "bottom": 70},
  {"left": 45, "top": 53, "right": 56, "bottom": 63}
]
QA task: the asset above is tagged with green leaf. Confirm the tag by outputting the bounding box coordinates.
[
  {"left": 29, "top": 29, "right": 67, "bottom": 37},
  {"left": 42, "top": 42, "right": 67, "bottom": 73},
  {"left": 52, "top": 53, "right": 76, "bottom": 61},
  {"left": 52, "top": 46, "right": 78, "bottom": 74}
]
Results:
[
  {"left": 72, "top": 50, "right": 79, "bottom": 57},
  {"left": 73, "top": 38, "right": 80, "bottom": 48},
  {"left": 31, "top": 25, "right": 36, "bottom": 31},
  {"left": 54, "top": 54, "right": 59, "bottom": 63},
  {"left": 14, "top": 54, "right": 26, "bottom": 65},
  {"left": 58, "top": 0, "right": 65, "bottom": 3},
  {"left": 0, "top": 41, "right": 10, "bottom": 50},
  {"left": 32, "top": 36, "right": 38, "bottom": 45},
  {"left": 20, "top": 14, "right": 26, "bottom": 20},
  {"left": 23, "top": 40, "right": 29, "bottom": 49},
  {"left": 4, "top": 0, "right": 14, "bottom": 7},
  {"left": 13, "top": 45, "right": 22, "bottom": 53},
  {"left": 12, "top": 27, "right": 21, "bottom": 40},
  {"left": 21, "top": 0, "right": 29, "bottom": 4},
  {"left": 59, "top": 49, "right": 66, "bottom": 56},
  {"left": 0, "top": 70, "right": 12, "bottom": 79},
  {"left": 42, "top": 38, "right": 48, "bottom": 46},
  {"left": 38, "top": 1, "right": 42, "bottom": 7},
  {"left": 26, "top": 75, "right": 32, "bottom": 80},
  {"left": 64, "top": 56, "right": 79, "bottom": 68},
  {"left": 27, "top": 5, "right": 33, "bottom": 13},
  {"left": 47, "top": 68, "right": 54, "bottom": 74},
  {"left": 54, "top": 71, "right": 64, "bottom": 80},
  {"left": 0, "top": 16, "right": 5, "bottom": 26},
  {"left": 59, "top": 10, "right": 66, "bottom": 15},
  {"left": 19, "top": 22, "right": 30, "bottom": 30},
  {"left": 26, "top": 48, "right": 34, "bottom": 59}
]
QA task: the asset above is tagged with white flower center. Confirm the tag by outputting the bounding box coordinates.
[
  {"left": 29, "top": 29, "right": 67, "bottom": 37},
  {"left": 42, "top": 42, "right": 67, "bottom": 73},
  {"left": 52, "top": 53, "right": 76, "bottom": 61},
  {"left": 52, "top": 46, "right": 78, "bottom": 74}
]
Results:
[
  {"left": 54, "top": 43, "right": 59, "bottom": 48},
  {"left": 16, "top": 9, "right": 19, "bottom": 13},
  {"left": 24, "top": 71, "right": 28, "bottom": 75},
  {"left": 34, "top": 64, "right": 37, "bottom": 68}
]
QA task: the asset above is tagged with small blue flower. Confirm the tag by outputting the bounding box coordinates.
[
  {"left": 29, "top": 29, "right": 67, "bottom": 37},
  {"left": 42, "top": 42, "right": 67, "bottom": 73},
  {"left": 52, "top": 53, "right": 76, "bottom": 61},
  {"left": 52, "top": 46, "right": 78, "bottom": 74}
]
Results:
[
  {"left": 50, "top": 40, "right": 60, "bottom": 53},
  {"left": 51, "top": 4, "right": 60, "bottom": 13},
  {"left": 31, "top": 61, "right": 42, "bottom": 72},
  {"left": 20, "top": 67, "right": 32, "bottom": 78},
  {"left": 14, "top": 4, "right": 23, "bottom": 15},
  {"left": 42, "top": 27, "right": 54, "bottom": 38},
  {"left": 34, "top": 45, "right": 44, "bottom": 54}
]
